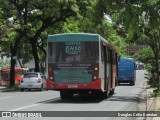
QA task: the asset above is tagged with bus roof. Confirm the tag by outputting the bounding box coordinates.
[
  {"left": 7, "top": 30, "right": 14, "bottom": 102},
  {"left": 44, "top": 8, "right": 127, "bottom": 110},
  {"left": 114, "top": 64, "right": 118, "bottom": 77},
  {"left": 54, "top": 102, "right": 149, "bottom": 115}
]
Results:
[
  {"left": 120, "top": 58, "right": 135, "bottom": 61},
  {"left": 48, "top": 33, "right": 117, "bottom": 51},
  {"left": 119, "top": 58, "right": 135, "bottom": 64},
  {"left": 99, "top": 35, "right": 117, "bottom": 51},
  {"left": 48, "top": 33, "right": 99, "bottom": 42}
]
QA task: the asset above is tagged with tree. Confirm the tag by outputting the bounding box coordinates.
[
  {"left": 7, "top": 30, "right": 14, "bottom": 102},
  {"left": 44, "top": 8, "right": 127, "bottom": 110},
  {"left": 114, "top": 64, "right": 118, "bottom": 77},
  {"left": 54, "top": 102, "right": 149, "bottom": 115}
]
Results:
[
  {"left": 94, "top": 0, "right": 160, "bottom": 90},
  {"left": 21, "top": 0, "right": 93, "bottom": 72},
  {"left": 0, "top": 0, "right": 93, "bottom": 86},
  {"left": 0, "top": 0, "right": 28, "bottom": 86}
]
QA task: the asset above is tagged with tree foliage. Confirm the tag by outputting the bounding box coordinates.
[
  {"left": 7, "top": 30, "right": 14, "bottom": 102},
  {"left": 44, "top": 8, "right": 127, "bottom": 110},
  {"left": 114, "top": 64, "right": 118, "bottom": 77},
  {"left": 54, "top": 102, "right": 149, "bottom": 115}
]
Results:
[
  {"left": 95, "top": 0, "right": 160, "bottom": 90},
  {"left": 0, "top": 0, "right": 94, "bottom": 86},
  {"left": 2, "top": 0, "right": 154, "bottom": 88}
]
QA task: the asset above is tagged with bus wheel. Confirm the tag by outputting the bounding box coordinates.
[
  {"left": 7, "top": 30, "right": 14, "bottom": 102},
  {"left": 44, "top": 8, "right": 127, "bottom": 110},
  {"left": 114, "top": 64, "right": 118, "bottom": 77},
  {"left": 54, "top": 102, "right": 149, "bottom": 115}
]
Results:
[
  {"left": 110, "top": 89, "right": 115, "bottom": 95},
  {"left": 94, "top": 91, "right": 108, "bottom": 99},
  {"left": 102, "top": 91, "right": 108, "bottom": 99},
  {"left": 60, "top": 91, "right": 73, "bottom": 99}
]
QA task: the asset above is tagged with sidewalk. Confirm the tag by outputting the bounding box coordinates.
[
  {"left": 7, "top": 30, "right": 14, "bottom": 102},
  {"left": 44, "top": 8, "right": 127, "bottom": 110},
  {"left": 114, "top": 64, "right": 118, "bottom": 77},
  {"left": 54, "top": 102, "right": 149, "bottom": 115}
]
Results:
[
  {"left": 0, "top": 86, "right": 6, "bottom": 92},
  {"left": 0, "top": 86, "right": 19, "bottom": 92},
  {"left": 146, "top": 88, "right": 160, "bottom": 120}
]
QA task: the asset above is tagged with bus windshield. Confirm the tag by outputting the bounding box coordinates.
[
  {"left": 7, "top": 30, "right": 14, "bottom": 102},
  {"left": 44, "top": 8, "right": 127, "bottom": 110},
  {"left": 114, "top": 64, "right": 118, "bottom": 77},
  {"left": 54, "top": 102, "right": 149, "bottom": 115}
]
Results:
[{"left": 48, "top": 41, "right": 99, "bottom": 64}]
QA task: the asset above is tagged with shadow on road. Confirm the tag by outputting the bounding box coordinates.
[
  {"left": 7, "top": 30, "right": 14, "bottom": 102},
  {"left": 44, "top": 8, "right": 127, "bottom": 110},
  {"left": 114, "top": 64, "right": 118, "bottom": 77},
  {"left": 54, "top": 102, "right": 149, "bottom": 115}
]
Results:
[
  {"left": 105, "top": 95, "right": 140, "bottom": 103},
  {"left": 38, "top": 94, "right": 104, "bottom": 104}
]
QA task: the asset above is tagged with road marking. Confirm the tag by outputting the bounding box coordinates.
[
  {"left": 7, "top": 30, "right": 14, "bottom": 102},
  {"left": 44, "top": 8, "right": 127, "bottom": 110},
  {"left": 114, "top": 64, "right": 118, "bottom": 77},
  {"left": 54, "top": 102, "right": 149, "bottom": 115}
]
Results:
[
  {"left": 0, "top": 96, "right": 12, "bottom": 100},
  {"left": 9, "top": 103, "right": 41, "bottom": 111}
]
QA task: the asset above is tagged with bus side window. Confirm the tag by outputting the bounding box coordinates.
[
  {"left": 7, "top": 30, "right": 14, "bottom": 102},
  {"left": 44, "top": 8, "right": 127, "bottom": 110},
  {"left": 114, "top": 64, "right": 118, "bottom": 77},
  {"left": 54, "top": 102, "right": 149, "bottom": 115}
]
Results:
[{"left": 49, "top": 43, "right": 53, "bottom": 57}]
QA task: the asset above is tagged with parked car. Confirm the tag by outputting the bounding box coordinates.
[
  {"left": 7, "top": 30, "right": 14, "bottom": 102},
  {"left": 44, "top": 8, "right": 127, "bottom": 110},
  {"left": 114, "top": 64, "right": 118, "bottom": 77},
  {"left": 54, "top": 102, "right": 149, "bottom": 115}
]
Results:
[{"left": 20, "top": 72, "right": 46, "bottom": 91}]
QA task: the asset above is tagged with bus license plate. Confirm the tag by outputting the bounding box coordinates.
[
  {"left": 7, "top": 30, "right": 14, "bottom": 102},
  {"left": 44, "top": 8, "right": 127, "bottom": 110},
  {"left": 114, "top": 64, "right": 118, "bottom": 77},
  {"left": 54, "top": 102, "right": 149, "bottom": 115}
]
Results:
[{"left": 68, "top": 84, "right": 78, "bottom": 88}]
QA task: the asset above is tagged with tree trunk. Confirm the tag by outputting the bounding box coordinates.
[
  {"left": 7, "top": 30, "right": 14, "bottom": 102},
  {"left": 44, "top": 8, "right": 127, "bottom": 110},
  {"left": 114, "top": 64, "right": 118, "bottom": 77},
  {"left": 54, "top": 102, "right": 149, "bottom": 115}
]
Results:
[
  {"left": 8, "top": 0, "right": 28, "bottom": 87},
  {"left": 155, "top": 51, "right": 159, "bottom": 90},
  {"left": 10, "top": 45, "right": 16, "bottom": 87},
  {"left": 34, "top": 54, "right": 40, "bottom": 72},
  {"left": 9, "top": 30, "right": 27, "bottom": 87},
  {"left": 10, "top": 59, "right": 16, "bottom": 86},
  {"left": 18, "top": 59, "right": 23, "bottom": 68},
  {"left": 31, "top": 42, "right": 40, "bottom": 72},
  {"left": 10, "top": 63, "right": 15, "bottom": 86}
]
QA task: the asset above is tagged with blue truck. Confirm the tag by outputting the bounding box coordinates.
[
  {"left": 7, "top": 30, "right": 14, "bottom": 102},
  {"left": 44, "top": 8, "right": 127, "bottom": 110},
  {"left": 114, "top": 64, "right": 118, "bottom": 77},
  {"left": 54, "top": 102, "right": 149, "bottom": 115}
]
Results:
[{"left": 118, "top": 58, "right": 136, "bottom": 85}]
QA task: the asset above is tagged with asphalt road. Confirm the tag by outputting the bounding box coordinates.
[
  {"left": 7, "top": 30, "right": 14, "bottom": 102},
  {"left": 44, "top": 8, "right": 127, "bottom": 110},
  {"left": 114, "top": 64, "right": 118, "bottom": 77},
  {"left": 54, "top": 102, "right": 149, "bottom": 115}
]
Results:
[{"left": 0, "top": 70, "right": 147, "bottom": 120}]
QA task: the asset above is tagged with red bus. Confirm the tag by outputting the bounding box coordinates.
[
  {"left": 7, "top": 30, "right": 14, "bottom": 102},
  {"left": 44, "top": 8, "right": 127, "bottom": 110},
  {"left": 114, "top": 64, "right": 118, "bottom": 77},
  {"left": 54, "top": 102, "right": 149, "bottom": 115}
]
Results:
[
  {"left": 46, "top": 33, "right": 118, "bottom": 99},
  {"left": 0, "top": 67, "right": 29, "bottom": 85}
]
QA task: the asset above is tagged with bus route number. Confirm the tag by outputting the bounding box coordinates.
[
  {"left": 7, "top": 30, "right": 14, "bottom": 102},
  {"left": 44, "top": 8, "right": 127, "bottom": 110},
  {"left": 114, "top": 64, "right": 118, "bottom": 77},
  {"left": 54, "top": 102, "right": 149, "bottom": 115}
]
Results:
[{"left": 68, "top": 84, "right": 78, "bottom": 88}]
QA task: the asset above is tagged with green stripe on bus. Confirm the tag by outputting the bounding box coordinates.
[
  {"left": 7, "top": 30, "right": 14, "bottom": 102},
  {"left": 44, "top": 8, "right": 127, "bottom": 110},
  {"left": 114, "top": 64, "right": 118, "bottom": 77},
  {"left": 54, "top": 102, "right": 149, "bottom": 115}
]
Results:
[
  {"left": 48, "top": 33, "right": 99, "bottom": 42},
  {"left": 54, "top": 70, "right": 92, "bottom": 83}
]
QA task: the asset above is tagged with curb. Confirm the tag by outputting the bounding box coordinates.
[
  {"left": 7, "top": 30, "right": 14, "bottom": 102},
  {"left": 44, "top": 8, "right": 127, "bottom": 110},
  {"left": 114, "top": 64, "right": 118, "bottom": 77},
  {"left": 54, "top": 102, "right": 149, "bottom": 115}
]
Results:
[
  {"left": 146, "top": 88, "right": 156, "bottom": 111},
  {"left": 2, "top": 88, "right": 19, "bottom": 92},
  {"left": 146, "top": 89, "right": 160, "bottom": 120},
  {"left": 0, "top": 86, "right": 19, "bottom": 92},
  {"left": 0, "top": 86, "right": 6, "bottom": 92}
]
